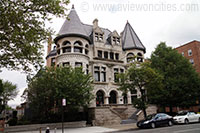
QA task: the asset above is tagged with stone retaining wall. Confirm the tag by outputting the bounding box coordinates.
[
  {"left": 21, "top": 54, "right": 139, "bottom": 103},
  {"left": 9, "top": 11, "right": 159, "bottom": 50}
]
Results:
[
  {"left": 5, "top": 121, "right": 86, "bottom": 132},
  {"left": 89, "top": 105, "right": 143, "bottom": 126}
]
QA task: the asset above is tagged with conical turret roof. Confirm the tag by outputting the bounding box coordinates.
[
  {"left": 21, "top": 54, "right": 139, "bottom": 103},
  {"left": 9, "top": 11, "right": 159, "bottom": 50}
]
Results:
[
  {"left": 55, "top": 6, "right": 90, "bottom": 43},
  {"left": 122, "top": 22, "right": 146, "bottom": 53}
]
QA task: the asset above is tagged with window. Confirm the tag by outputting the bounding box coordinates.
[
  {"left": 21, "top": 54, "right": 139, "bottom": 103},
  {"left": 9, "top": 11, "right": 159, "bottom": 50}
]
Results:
[
  {"left": 189, "top": 59, "right": 194, "bottom": 64},
  {"left": 137, "top": 53, "right": 143, "bottom": 62},
  {"left": 99, "top": 34, "right": 103, "bottom": 41},
  {"left": 104, "top": 51, "right": 108, "bottom": 59},
  {"left": 75, "top": 62, "right": 82, "bottom": 67},
  {"left": 113, "top": 37, "right": 120, "bottom": 44},
  {"left": 74, "top": 47, "right": 82, "bottom": 53},
  {"left": 181, "top": 52, "right": 184, "bottom": 56},
  {"left": 85, "top": 49, "right": 89, "bottom": 55},
  {"left": 114, "top": 68, "right": 119, "bottom": 82},
  {"left": 62, "top": 41, "right": 70, "bottom": 46},
  {"left": 74, "top": 41, "right": 82, "bottom": 46},
  {"left": 115, "top": 53, "right": 119, "bottom": 60},
  {"left": 95, "top": 33, "right": 103, "bottom": 42},
  {"left": 63, "top": 62, "right": 69, "bottom": 67},
  {"left": 98, "top": 50, "right": 102, "bottom": 58},
  {"left": 110, "top": 52, "right": 114, "bottom": 60},
  {"left": 127, "top": 53, "right": 134, "bottom": 63},
  {"left": 188, "top": 49, "right": 192, "bottom": 56},
  {"left": 94, "top": 66, "right": 100, "bottom": 82},
  {"left": 63, "top": 47, "right": 71, "bottom": 53},
  {"left": 101, "top": 67, "right": 106, "bottom": 82},
  {"left": 86, "top": 64, "right": 89, "bottom": 74},
  {"left": 94, "top": 66, "right": 107, "bottom": 82},
  {"left": 114, "top": 68, "right": 124, "bottom": 82}
]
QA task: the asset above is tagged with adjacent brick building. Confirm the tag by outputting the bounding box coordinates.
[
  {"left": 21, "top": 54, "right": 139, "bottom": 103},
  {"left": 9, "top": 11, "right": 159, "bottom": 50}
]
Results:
[{"left": 176, "top": 40, "right": 200, "bottom": 74}]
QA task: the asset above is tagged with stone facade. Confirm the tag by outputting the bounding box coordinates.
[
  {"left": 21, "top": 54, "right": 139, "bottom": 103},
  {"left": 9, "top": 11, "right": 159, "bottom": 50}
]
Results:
[{"left": 46, "top": 6, "right": 157, "bottom": 125}]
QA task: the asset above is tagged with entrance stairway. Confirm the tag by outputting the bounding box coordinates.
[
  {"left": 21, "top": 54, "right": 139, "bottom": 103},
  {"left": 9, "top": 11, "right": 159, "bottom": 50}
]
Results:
[{"left": 121, "top": 109, "right": 141, "bottom": 124}]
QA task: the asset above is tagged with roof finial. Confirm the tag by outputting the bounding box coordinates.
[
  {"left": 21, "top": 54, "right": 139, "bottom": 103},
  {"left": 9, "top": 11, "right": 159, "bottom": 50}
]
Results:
[
  {"left": 72, "top": 4, "right": 75, "bottom": 9},
  {"left": 127, "top": 20, "right": 129, "bottom": 23}
]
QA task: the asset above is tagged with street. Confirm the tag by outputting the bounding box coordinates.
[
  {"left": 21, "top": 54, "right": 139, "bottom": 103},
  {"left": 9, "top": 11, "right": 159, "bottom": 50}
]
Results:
[{"left": 118, "top": 123, "right": 200, "bottom": 133}]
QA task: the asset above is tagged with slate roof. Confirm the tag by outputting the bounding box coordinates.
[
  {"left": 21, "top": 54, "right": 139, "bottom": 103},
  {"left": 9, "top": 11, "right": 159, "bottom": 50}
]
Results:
[
  {"left": 54, "top": 6, "right": 91, "bottom": 43},
  {"left": 121, "top": 22, "right": 146, "bottom": 53},
  {"left": 49, "top": 7, "right": 146, "bottom": 59}
]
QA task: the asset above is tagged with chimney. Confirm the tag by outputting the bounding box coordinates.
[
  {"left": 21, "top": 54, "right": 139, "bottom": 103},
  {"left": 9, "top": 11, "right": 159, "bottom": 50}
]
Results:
[
  {"left": 47, "top": 36, "right": 52, "bottom": 55},
  {"left": 93, "top": 18, "right": 98, "bottom": 29}
]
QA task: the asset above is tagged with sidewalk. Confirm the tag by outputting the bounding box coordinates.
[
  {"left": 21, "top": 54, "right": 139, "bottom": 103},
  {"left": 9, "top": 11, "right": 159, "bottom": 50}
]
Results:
[{"left": 17, "top": 123, "right": 137, "bottom": 133}]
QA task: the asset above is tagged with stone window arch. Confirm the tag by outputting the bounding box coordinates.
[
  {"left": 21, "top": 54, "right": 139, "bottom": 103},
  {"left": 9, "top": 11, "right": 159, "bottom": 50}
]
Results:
[
  {"left": 127, "top": 53, "right": 135, "bottom": 63},
  {"left": 62, "top": 40, "right": 71, "bottom": 46},
  {"left": 74, "top": 41, "right": 83, "bottom": 53},
  {"left": 62, "top": 41, "right": 71, "bottom": 53},
  {"left": 137, "top": 52, "right": 143, "bottom": 62},
  {"left": 96, "top": 90, "right": 105, "bottom": 106},
  {"left": 109, "top": 90, "right": 117, "bottom": 104}
]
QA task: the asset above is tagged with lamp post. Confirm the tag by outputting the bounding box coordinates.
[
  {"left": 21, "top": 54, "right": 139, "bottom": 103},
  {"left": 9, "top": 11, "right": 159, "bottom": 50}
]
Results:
[{"left": 62, "top": 98, "right": 66, "bottom": 133}]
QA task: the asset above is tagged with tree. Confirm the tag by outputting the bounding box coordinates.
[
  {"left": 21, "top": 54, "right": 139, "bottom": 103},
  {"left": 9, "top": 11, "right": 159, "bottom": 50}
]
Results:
[
  {"left": 0, "top": 80, "right": 18, "bottom": 113},
  {"left": 26, "top": 66, "right": 93, "bottom": 122},
  {"left": 0, "top": 0, "right": 69, "bottom": 72},
  {"left": 150, "top": 42, "right": 200, "bottom": 113},
  {"left": 118, "top": 62, "right": 162, "bottom": 118}
]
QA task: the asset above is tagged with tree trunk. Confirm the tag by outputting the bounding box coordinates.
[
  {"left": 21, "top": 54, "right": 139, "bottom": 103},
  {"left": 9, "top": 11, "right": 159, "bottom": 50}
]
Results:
[
  {"left": 143, "top": 108, "right": 147, "bottom": 119},
  {"left": 169, "top": 105, "right": 173, "bottom": 115}
]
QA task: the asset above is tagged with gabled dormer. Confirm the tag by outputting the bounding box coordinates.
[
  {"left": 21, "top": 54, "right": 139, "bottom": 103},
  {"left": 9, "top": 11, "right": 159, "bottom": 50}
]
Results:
[
  {"left": 92, "top": 19, "right": 104, "bottom": 43},
  {"left": 107, "top": 30, "right": 120, "bottom": 45}
]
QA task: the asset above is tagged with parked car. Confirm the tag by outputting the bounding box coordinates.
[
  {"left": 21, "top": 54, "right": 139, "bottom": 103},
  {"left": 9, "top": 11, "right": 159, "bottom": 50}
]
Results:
[
  {"left": 137, "top": 113, "right": 174, "bottom": 129},
  {"left": 173, "top": 111, "right": 200, "bottom": 124}
]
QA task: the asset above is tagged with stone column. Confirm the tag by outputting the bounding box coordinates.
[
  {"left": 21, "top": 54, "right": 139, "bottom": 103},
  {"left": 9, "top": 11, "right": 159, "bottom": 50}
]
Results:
[
  {"left": 127, "top": 92, "right": 132, "bottom": 104},
  {"left": 104, "top": 96, "right": 109, "bottom": 104}
]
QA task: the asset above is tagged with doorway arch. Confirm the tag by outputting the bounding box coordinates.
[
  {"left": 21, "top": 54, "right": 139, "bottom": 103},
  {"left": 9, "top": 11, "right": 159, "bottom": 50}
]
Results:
[
  {"left": 96, "top": 90, "right": 104, "bottom": 106},
  {"left": 109, "top": 90, "right": 117, "bottom": 104}
]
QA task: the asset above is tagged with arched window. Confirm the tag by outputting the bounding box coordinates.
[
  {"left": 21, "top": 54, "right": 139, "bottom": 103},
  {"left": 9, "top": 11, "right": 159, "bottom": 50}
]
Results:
[
  {"left": 74, "top": 41, "right": 83, "bottom": 53},
  {"left": 63, "top": 47, "right": 71, "bottom": 53},
  {"left": 62, "top": 41, "right": 71, "bottom": 46},
  {"left": 109, "top": 90, "right": 117, "bottom": 104},
  {"left": 137, "top": 52, "right": 143, "bottom": 62},
  {"left": 74, "top": 41, "right": 82, "bottom": 46},
  {"left": 127, "top": 53, "right": 134, "bottom": 63},
  {"left": 96, "top": 90, "right": 104, "bottom": 106}
]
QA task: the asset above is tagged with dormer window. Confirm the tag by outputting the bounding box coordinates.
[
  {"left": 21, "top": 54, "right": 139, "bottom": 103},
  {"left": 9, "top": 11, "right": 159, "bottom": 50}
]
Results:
[
  {"left": 94, "top": 32, "right": 103, "bottom": 42},
  {"left": 112, "top": 37, "right": 120, "bottom": 44}
]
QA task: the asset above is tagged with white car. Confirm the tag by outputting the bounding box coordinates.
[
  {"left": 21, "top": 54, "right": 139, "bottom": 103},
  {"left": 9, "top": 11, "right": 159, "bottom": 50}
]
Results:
[{"left": 173, "top": 111, "right": 200, "bottom": 124}]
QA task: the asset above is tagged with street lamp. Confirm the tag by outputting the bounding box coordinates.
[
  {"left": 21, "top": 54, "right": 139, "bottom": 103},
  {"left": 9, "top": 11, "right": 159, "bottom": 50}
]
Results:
[{"left": 62, "top": 98, "right": 66, "bottom": 133}]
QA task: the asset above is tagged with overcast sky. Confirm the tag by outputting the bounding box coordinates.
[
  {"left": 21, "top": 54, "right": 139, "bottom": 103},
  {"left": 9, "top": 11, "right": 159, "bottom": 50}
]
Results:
[{"left": 1, "top": 0, "right": 200, "bottom": 108}]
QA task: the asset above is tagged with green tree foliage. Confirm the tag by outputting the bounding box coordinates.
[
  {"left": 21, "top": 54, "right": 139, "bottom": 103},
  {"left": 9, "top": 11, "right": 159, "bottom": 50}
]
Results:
[
  {"left": 0, "top": 80, "right": 18, "bottom": 112},
  {"left": 150, "top": 42, "right": 200, "bottom": 113},
  {"left": 118, "top": 62, "right": 162, "bottom": 118},
  {"left": 0, "top": 0, "right": 69, "bottom": 71},
  {"left": 26, "top": 66, "right": 93, "bottom": 122}
]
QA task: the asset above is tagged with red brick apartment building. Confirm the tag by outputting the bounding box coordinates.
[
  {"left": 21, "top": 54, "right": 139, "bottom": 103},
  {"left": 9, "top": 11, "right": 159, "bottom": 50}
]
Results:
[
  {"left": 176, "top": 40, "right": 200, "bottom": 74},
  {"left": 174, "top": 40, "right": 200, "bottom": 113}
]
